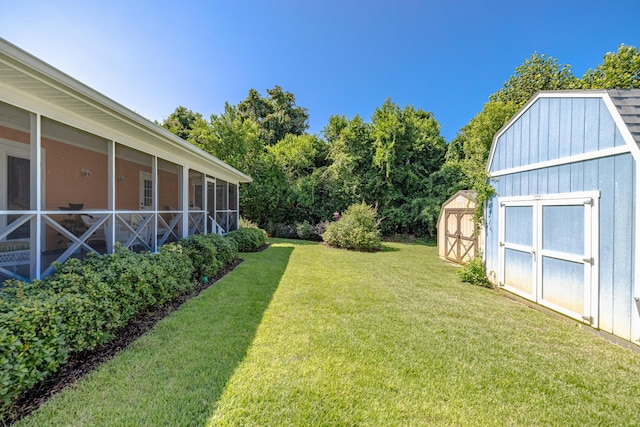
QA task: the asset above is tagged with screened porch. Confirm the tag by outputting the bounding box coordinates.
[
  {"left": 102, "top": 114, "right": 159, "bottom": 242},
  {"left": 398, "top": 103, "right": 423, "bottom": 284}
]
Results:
[{"left": 0, "top": 100, "right": 240, "bottom": 282}]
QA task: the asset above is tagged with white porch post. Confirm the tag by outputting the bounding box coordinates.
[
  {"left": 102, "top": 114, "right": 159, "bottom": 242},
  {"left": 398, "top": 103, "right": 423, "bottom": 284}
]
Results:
[
  {"left": 181, "top": 167, "right": 189, "bottom": 238},
  {"left": 107, "top": 141, "right": 115, "bottom": 252},
  {"left": 31, "top": 113, "right": 41, "bottom": 279},
  {"left": 236, "top": 183, "right": 240, "bottom": 231},
  {"left": 152, "top": 156, "right": 158, "bottom": 251}
]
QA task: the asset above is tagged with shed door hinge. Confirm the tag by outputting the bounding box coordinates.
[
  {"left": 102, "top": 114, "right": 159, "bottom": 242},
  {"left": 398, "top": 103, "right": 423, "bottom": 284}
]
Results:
[
  {"left": 582, "top": 315, "right": 594, "bottom": 325},
  {"left": 584, "top": 198, "right": 593, "bottom": 206},
  {"left": 582, "top": 257, "right": 594, "bottom": 265}
]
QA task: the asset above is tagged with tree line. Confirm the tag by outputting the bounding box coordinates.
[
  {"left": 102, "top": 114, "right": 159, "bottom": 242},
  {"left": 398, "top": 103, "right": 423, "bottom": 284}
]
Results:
[{"left": 162, "top": 44, "right": 640, "bottom": 237}]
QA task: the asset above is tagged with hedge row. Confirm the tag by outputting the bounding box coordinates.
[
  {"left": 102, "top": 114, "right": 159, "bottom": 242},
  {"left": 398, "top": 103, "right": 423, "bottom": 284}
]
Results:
[
  {"left": 0, "top": 230, "right": 251, "bottom": 418},
  {"left": 225, "top": 227, "right": 267, "bottom": 252}
]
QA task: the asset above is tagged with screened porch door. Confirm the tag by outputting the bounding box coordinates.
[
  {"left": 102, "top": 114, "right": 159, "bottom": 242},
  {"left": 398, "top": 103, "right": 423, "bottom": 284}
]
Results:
[{"left": 499, "top": 192, "right": 599, "bottom": 326}]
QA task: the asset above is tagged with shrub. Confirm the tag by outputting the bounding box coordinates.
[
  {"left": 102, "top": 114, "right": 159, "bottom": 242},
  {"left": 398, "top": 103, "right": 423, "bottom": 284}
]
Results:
[
  {"left": 226, "top": 227, "right": 267, "bottom": 252},
  {"left": 239, "top": 216, "right": 260, "bottom": 229},
  {"left": 270, "top": 223, "right": 298, "bottom": 239},
  {"left": 0, "top": 244, "right": 198, "bottom": 418},
  {"left": 178, "top": 233, "right": 238, "bottom": 282},
  {"left": 295, "top": 220, "right": 324, "bottom": 241},
  {"left": 457, "top": 256, "right": 492, "bottom": 288},
  {"left": 322, "top": 203, "right": 381, "bottom": 251},
  {"left": 0, "top": 235, "right": 238, "bottom": 419}
]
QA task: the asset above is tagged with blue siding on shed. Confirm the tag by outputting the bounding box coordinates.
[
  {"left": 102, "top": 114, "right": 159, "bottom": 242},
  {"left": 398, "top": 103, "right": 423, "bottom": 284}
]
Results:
[
  {"left": 487, "top": 154, "right": 635, "bottom": 339},
  {"left": 486, "top": 94, "right": 636, "bottom": 340},
  {"left": 612, "top": 155, "right": 635, "bottom": 338},
  {"left": 490, "top": 98, "right": 620, "bottom": 173}
]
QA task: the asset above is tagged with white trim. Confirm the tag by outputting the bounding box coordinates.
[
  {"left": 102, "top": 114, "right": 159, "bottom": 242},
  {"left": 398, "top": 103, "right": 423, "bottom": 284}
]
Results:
[
  {"left": 634, "top": 144, "right": 640, "bottom": 343},
  {"left": 489, "top": 145, "right": 630, "bottom": 177},
  {"left": 33, "top": 114, "right": 41, "bottom": 278},
  {"left": 139, "top": 171, "right": 153, "bottom": 211}
]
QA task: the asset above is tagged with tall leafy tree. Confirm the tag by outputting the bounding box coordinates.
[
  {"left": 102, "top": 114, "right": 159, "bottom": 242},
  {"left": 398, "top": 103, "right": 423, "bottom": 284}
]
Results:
[
  {"left": 581, "top": 44, "right": 640, "bottom": 89},
  {"left": 490, "top": 53, "right": 578, "bottom": 107},
  {"left": 161, "top": 106, "right": 203, "bottom": 140},
  {"left": 369, "top": 99, "right": 447, "bottom": 234},
  {"left": 325, "top": 114, "right": 374, "bottom": 204},
  {"left": 238, "top": 86, "right": 309, "bottom": 146},
  {"left": 204, "top": 103, "right": 262, "bottom": 171}
]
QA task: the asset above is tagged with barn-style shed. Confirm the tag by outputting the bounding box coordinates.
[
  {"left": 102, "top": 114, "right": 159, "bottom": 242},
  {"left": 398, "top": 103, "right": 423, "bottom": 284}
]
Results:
[
  {"left": 484, "top": 89, "right": 640, "bottom": 344},
  {"left": 437, "top": 190, "right": 480, "bottom": 265}
]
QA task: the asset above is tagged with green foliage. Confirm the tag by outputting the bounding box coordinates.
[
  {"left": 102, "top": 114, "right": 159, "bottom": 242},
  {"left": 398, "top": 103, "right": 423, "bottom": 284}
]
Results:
[
  {"left": 490, "top": 53, "right": 578, "bottom": 107},
  {"left": 225, "top": 227, "right": 268, "bottom": 252},
  {"left": 198, "top": 103, "right": 263, "bottom": 171},
  {"left": 160, "top": 106, "right": 203, "bottom": 140},
  {"left": 239, "top": 216, "right": 260, "bottom": 228},
  {"left": 455, "top": 101, "right": 517, "bottom": 222},
  {"left": 237, "top": 86, "right": 309, "bottom": 146},
  {"left": 457, "top": 256, "right": 492, "bottom": 288},
  {"left": 178, "top": 233, "right": 238, "bottom": 281},
  {"left": 295, "top": 221, "right": 324, "bottom": 241},
  {"left": 581, "top": 44, "right": 640, "bottom": 89},
  {"left": 323, "top": 203, "right": 381, "bottom": 251},
  {"left": 0, "top": 242, "right": 201, "bottom": 418}
]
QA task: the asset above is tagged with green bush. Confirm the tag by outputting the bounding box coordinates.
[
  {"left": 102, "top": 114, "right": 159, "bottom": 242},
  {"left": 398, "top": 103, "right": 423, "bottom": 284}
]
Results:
[
  {"left": 457, "top": 257, "right": 492, "bottom": 288},
  {"left": 0, "top": 234, "right": 238, "bottom": 419},
  {"left": 178, "top": 233, "right": 238, "bottom": 282},
  {"left": 225, "top": 227, "right": 267, "bottom": 252},
  {"left": 295, "top": 220, "right": 324, "bottom": 241},
  {"left": 322, "top": 203, "right": 381, "bottom": 251}
]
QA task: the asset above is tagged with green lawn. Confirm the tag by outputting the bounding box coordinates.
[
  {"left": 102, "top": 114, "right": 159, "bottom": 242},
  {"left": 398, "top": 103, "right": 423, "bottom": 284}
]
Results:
[{"left": 16, "top": 239, "right": 640, "bottom": 426}]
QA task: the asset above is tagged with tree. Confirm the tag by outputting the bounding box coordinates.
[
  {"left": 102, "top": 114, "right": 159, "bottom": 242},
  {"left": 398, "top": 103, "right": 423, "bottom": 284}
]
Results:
[
  {"left": 581, "top": 44, "right": 640, "bottom": 89},
  {"left": 238, "top": 86, "right": 309, "bottom": 145},
  {"left": 325, "top": 114, "right": 374, "bottom": 205},
  {"left": 204, "top": 103, "right": 262, "bottom": 171},
  {"left": 368, "top": 99, "right": 447, "bottom": 235},
  {"left": 490, "top": 53, "right": 578, "bottom": 107},
  {"left": 161, "top": 106, "right": 203, "bottom": 140}
]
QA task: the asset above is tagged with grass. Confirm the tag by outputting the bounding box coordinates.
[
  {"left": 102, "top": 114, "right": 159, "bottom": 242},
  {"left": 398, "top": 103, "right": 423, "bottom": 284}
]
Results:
[{"left": 15, "top": 239, "right": 640, "bottom": 426}]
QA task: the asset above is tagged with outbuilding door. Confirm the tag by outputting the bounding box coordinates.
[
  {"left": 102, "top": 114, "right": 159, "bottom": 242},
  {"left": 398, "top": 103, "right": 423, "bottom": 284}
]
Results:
[
  {"left": 444, "top": 208, "right": 477, "bottom": 264},
  {"left": 498, "top": 192, "right": 599, "bottom": 326}
]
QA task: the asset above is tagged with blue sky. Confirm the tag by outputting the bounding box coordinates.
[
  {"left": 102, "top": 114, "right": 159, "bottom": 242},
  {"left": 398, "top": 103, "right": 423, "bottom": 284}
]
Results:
[{"left": 1, "top": 0, "right": 639, "bottom": 141}]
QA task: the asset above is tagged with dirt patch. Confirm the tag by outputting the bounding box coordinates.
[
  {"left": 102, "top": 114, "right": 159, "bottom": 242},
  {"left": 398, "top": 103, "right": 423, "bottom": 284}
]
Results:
[{"left": 6, "top": 258, "right": 243, "bottom": 425}]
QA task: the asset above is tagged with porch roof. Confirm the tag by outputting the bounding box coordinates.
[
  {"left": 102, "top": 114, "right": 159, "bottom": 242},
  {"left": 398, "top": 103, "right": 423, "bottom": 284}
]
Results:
[{"left": 0, "top": 38, "right": 252, "bottom": 183}]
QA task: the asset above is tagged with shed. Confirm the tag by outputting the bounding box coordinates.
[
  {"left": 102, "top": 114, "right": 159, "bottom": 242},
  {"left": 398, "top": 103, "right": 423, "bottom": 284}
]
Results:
[
  {"left": 484, "top": 89, "right": 640, "bottom": 345},
  {"left": 437, "top": 190, "right": 481, "bottom": 264}
]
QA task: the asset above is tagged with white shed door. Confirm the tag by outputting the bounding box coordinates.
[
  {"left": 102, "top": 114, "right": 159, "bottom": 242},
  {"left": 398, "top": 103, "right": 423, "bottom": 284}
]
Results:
[{"left": 499, "top": 192, "right": 599, "bottom": 326}]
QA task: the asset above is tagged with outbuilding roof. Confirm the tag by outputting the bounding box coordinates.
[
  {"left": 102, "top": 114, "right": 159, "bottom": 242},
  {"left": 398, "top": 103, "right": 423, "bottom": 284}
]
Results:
[{"left": 607, "top": 89, "right": 640, "bottom": 145}]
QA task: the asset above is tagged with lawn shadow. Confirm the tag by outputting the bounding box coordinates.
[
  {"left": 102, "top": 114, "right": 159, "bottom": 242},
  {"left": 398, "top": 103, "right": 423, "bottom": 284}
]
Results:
[
  {"left": 8, "top": 245, "right": 295, "bottom": 426},
  {"left": 200, "top": 244, "right": 294, "bottom": 419},
  {"left": 380, "top": 245, "right": 401, "bottom": 252}
]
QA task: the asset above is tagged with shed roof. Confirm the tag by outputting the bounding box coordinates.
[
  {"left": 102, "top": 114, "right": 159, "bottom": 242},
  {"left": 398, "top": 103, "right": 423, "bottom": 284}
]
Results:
[
  {"left": 607, "top": 89, "right": 640, "bottom": 145},
  {"left": 0, "top": 37, "right": 252, "bottom": 183}
]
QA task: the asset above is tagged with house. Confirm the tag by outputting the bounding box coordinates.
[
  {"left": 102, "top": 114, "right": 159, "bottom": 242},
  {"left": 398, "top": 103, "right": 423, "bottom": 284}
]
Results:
[
  {"left": 484, "top": 89, "right": 640, "bottom": 344},
  {"left": 0, "top": 38, "right": 252, "bottom": 283},
  {"left": 436, "top": 190, "right": 482, "bottom": 265}
]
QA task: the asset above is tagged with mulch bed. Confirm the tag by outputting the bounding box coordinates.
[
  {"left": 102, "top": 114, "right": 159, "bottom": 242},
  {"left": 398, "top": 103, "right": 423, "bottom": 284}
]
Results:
[{"left": 6, "top": 257, "right": 244, "bottom": 425}]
